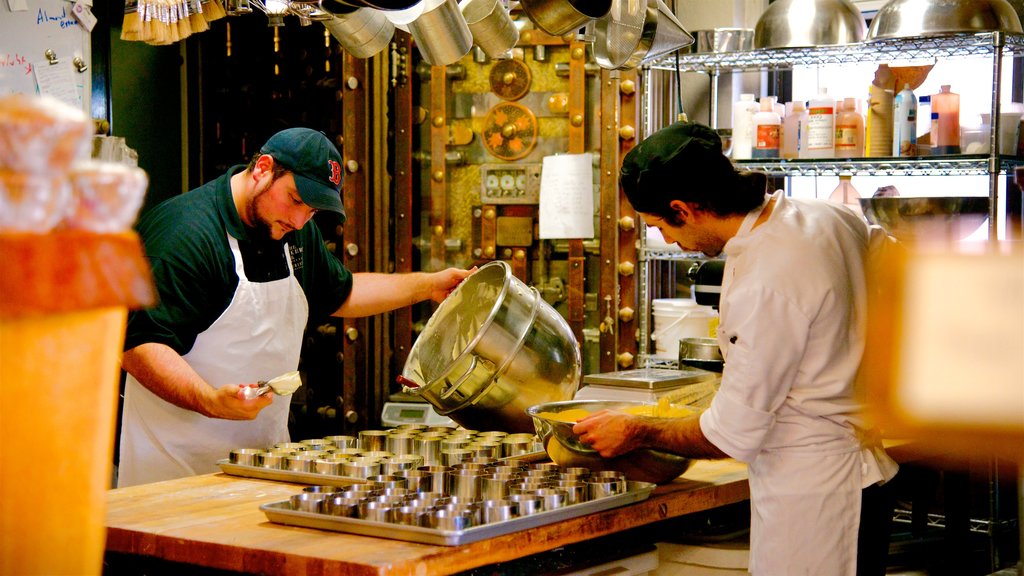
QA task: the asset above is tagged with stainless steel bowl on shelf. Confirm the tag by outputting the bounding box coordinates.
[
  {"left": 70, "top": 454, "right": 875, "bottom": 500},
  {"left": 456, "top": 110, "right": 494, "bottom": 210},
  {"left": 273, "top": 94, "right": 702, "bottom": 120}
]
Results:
[
  {"left": 867, "top": 0, "right": 1022, "bottom": 40},
  {"left": 753, "top": 0, "right": 867, "bottom": 49},
  {"left": 526, "top": 400, "right": 695, "bottom": 484},
  {"left": 859, "top": 196, "right": 990, "bottom": 243}
]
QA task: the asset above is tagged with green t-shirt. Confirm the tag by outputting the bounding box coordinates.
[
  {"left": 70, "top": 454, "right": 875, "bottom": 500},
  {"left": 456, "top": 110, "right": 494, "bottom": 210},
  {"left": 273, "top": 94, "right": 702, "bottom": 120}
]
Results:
[{"left": 125, "top": 166, "right": 353, "bottom": 355}]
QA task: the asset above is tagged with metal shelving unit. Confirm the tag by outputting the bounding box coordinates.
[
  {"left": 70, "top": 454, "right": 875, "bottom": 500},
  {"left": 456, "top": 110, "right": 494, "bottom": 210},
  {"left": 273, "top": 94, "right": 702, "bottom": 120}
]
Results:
[{"left": 635, "top": 31, "right": 1024, "bottom": 370}]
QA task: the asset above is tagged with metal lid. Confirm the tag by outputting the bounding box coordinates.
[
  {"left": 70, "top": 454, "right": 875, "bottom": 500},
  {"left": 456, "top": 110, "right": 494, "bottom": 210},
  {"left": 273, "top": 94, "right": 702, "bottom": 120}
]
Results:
[{"left": 581, "top": 367, "right": 714, "bottom": 390}]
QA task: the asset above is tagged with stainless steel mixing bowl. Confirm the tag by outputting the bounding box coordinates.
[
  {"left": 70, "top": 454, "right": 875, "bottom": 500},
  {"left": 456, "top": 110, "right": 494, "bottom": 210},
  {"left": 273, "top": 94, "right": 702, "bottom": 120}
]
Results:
[
  {"left": 867, "top": 0, "right": 1022, "bottom": 40},
  {"left": 754, "top": 0, "right": 867, "bottom": 48},
  {"left": 527, "top": 400, "right": 695, "bottom": 484},
  {"left": 859, "top": 196, "right": 990, "bottom": 242}
]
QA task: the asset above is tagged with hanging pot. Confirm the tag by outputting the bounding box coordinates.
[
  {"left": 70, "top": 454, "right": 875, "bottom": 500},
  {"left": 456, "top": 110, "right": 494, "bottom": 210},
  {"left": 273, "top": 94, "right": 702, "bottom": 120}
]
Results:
[
  {"left": 519, "top": 0, "right": 612, "bottom": 36},
  {"left": 460, "top": 0, "right": 519, "bottom": 59},
  {"left": 322, "top": 8, "right": 395, "bottom": 58},
  {"left": 406, "top": 0, "right": 473, "bottom": 66}
]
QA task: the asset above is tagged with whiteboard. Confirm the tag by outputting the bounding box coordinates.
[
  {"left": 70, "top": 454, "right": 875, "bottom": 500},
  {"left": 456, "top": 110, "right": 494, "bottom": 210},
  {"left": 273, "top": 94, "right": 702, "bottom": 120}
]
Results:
[{"left": 0, "top": 0, "right": 91, "bottom": 113}]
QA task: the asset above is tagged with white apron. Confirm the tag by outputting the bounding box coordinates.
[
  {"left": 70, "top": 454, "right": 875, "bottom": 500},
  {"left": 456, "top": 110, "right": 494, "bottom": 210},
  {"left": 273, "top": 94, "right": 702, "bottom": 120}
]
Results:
[
  {"left": 118, "top": 234, "right": 308, "bottom": 487},
  {"left": 719, "top": 195, "right": 891, "bottom": 575}
]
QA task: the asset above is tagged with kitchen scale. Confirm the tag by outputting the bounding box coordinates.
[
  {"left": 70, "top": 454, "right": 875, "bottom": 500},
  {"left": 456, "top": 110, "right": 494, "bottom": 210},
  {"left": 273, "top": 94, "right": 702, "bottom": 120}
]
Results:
[
  {"left": 573, "top": 367, "right": 718, "bottom": 404},
  {"left": 381, "top": 401, "right": 457, "bottom": 428}
]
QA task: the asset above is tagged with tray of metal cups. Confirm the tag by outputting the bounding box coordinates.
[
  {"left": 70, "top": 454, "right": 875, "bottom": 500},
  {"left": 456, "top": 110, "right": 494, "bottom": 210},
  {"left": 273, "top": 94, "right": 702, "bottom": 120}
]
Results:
[
  {"left": 218, "top": 429, "right": 545, "bottom": 487},
  {"left": 259, "top": 460, "right": 656, "bottom": 546}
]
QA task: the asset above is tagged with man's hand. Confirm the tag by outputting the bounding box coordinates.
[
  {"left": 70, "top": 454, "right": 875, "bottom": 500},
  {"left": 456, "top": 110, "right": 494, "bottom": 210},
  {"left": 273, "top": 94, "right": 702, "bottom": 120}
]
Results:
[
  {"left": 573, "top": 410, "right": 645, "bottom": 458},
  {"left": 203, "top": 384, "right": 273, "bottom": 420},
  {"left": 428, "top": 266, "right": 477, "bottom": 303}
]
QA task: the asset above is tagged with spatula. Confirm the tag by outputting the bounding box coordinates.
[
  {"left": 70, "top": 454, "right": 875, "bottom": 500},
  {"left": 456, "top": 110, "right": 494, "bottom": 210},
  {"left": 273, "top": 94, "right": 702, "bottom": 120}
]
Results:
[{"left": 240, "top": 370, "right": 302, "bottom": 400}]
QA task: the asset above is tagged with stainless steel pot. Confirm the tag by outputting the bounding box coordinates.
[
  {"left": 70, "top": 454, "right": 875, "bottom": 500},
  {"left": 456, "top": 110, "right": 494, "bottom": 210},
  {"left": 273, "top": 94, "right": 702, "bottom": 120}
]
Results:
[
  {"left": 460, "top": 0, "right": 519, "bottom": 59},
  {"left": 519, "top": 0, "right": 612, "bottom": 36},
  {"left": 322, "top": 9, "right": 395, "bottom": 58},
  {"left": 402, "top": 261, "right": 581, "bottom": 433},
  {"left": 407, "top": 0, "right": 474, "bottom": 66},
  {"left": 678, "top": 337, "right": 724, "bottom": 372}
]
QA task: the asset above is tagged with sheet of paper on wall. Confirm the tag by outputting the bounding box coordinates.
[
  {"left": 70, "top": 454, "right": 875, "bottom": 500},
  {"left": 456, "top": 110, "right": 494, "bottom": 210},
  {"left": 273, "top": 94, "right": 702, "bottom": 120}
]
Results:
[
  {"left": 538, "top": 153, "right": 594, "bottom": 239},
  {"left": 34, "top": 60, "right": 81, "bottom": 109}
]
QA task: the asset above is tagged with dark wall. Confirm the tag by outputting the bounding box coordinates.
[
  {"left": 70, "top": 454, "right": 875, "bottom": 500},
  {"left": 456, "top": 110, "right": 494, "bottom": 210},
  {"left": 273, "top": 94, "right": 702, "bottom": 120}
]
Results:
[{"left": 104, "top": 3, "right": 184, "bottom": 214}]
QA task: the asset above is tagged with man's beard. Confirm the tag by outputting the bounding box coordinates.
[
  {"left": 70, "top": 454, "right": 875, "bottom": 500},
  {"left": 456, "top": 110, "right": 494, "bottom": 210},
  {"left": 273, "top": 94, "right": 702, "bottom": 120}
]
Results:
[{"left": 245, "top": 181, "right": 277, "bottom": 241}]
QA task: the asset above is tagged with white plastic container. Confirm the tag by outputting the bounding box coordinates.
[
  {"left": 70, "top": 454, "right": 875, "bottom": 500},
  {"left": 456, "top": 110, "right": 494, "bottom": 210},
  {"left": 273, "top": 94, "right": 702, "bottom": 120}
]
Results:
[
  {"left": 834, "top": 97, "right": 864, "bottom": 158},
  {"left": 782, "top": 100, "right": 808, "bottom": 159},
  {"left": 893, "top": 83, "right": 918, "bottom": 157},
  {"left": 731, "top": 93, "right": 758, "bottom": 159},
  {"left": 752, "top": 96, "right": 781, "bottom": 158},
  {"left": 802, "top": 89, "right": 835, "bottom": 158},
  {"left": 651, "top": 298, "right": 718, "bottom": 359}
]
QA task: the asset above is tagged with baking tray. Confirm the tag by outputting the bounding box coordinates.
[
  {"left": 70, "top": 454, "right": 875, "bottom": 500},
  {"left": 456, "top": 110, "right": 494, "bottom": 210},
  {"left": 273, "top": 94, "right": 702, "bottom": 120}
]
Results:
[
  {"left": 217, "top": 450, "right": 552, "bottom": 487},
  {"left": 582, "top": 367, "right": 715, "bottom": 390},
  {"left": 217, "top": 460, "right": 368, "bottom": 487},
  {"left": 260, "top": 480, "right": 656, "bottom": 546}
]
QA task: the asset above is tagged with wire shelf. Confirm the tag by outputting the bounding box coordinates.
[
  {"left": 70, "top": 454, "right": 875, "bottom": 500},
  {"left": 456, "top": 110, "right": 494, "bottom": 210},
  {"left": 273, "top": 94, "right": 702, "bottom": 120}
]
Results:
[
  {"left": 733, "top": 155, "right": 1024, "bottom": 177},
  {"left": 646, "top": 32, "right": 1024, "bottom": 72}
]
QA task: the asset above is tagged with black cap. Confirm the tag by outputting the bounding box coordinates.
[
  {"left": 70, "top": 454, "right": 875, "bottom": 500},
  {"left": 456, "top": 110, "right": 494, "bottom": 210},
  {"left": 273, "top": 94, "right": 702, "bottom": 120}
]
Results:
[
  {"left": 260, "top": 128, "right": 346, "bottom": 219},
  {"left": 620, "top": 122, "right": 738, "bottom": 213}
]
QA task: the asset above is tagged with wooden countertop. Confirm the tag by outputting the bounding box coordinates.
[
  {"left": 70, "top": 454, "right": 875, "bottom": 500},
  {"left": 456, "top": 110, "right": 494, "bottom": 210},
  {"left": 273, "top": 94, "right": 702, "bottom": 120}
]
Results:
[{"left": 105, "top": 459, "right": 750, "bottom": 576}]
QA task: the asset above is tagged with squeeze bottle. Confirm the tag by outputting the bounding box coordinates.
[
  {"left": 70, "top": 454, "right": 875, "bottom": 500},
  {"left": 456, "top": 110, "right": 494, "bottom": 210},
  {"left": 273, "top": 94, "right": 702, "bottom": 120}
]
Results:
[
  {"left": 753, "top": 96, "right": 781, "bottom": 158},
  {"left": 732, "top": 94, "right": 759, "bottom": 159},
  {"left": 828, "top": 174, "right": 862, "bottom": 214},
  {"left": 803, "top": 89, "right": 835, "bottom": 158},
  {"left": 782, "top": 101, "right": 808, "bottom": 159},
  {"left": 835, "top": 97, "right": 864, "bottom": 158},
  {"left": 932, "top": 85, "right": 961, "bottom": 155},
  {"left": 893, "top": 84, "right": 918, "bottom": 156}
]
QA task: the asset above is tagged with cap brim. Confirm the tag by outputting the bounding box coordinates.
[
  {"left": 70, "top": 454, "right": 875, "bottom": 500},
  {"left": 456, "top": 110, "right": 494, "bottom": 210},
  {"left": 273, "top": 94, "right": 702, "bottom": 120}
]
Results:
[{"left": 294, "top": 173, "right": 346, "bottom": 220}]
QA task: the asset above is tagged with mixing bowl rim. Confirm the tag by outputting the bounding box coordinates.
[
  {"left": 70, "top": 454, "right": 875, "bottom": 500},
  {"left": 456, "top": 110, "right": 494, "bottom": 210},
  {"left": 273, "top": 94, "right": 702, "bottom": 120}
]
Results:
[{"left": 403, "top": 260, "right": 513, "bottom": 388}]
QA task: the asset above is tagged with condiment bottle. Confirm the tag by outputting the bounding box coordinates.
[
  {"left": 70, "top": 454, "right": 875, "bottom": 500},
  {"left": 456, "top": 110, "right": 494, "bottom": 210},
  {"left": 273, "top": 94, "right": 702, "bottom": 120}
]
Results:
[
  {"left": 917, "top": 94, "right": 931, "bottom": 141},
  {"left": 753, "top": 96, "right": 781, "bottom": 158},
  {"left": 835, "top": 97, "right": 864, "bottom": 158},
  {"left": 803, "top": 89, "right": 835, "bottom": 158},
  {"left": 732, "top": 93, "right": 759, "bottom": 159},
  {"left": 828, "top": 174, "right": 861, "bottom": 214},
  {"left": 893, "top": 84, "right": 918, "bottom": 157},
  {"left": 782, "top": 100, "right": 808, "bottom": 159},
  {"left": 932, "top": 85, "right": 961, "bottom": 155}
]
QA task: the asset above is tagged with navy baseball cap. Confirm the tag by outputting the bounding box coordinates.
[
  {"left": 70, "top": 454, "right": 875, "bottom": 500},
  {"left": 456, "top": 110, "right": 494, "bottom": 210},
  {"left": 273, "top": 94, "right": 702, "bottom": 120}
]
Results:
[{"left": 260, "top": 128, "right": 346, "bottom": 218}]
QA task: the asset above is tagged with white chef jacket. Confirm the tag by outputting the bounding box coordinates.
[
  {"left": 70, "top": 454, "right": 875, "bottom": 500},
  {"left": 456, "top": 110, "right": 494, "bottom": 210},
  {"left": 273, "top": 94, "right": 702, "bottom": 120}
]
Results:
[
  {"left": 699, "top": 191, "right": 898, "bottom": 575},
  {"left": 118, "top": 234, "right": 307, "bottom": 487}
]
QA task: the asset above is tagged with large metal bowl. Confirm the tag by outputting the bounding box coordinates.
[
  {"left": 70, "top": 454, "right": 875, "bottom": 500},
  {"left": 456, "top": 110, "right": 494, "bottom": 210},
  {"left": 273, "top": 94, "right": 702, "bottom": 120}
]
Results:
[
  {"left": 867, "top": 0, "right": 1022, "bottom": 40},
  {"left": 526, "top": 400, "right": 695, "bottom": 484},
  {"left": 754, "top": 0, "right": 867, "bottom": 49},
  {"left": 859, "top": 196, "right": 989, "bottom": 242}
]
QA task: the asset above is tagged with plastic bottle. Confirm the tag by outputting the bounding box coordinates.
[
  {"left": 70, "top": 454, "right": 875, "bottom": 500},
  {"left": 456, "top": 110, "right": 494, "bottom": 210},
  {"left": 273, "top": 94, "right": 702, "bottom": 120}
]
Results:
[
  {"left": 828, "top": 174, "right": 862, "bottom": 214},
  {"left": 782, "top": 100, "right": 808, "bottom": 159},
  {"left": 753, "top": 96, "right": 781, "bottom": 158},
  {"left": 803, "top": 89, "right": 835, "bottom": 158},
  {"left": 893, "top": 84, "right": 918, "bottom": 157},
  {"left": 932, "top": 85, "right": 961, "bottom": 155},
  {"left": 917, "top": 94, "right": 931, "bottom": 141},
  {"left": 834, "top": 97, "right": 864, "bottom": 158},
  {"left": 732, "top": 93, "right": 759, "bottom": 159},
  {"left": 865, "top": 84, "right": 894, "bottom": 157}
]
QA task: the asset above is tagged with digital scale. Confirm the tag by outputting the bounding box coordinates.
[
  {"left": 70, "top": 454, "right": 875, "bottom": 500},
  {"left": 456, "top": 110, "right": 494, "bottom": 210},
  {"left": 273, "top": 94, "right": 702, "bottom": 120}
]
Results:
[
  {"left": 381, "top": 401, "right": 457, "bottom": 428},
  {"left": 573, "top": 367, "right": 718, "bottom": 404}
]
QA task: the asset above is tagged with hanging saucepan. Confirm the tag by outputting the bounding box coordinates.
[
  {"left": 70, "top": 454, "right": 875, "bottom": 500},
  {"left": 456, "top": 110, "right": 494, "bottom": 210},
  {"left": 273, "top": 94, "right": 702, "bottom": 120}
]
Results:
[
  {"left": 459, "top": 0, "right": 519, "bottom": 59},
  {"left": 594, "top": 0, "right": 694, "bottom": 70},
  {"left": 406, "top": 0, "right": 474, "bottom": 66},
  {"left": 519, "top": 0, "right": 612, "bottom": 36},
  {"left": 322, "top": 8, "right": 395, "bottom": 58}
]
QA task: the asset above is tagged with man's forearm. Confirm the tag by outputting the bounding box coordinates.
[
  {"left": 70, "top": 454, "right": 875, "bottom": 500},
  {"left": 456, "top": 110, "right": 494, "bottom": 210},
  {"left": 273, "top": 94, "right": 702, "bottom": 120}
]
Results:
[
  {"left": 638, "top": 414, "right": 730, "bottom": 459},
  {"left": 122, "top": 342, "right": 215, "bottom": 416}
]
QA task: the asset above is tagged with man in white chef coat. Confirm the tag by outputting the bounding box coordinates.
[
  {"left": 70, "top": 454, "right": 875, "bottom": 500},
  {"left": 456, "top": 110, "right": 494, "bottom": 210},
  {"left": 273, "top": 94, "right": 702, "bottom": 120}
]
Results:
[
  {"left": 118, "top": 128, "right": 472, "bottom": 487},
  {"left": 574, "top": 122, "right": 899, "bottom": 575}
]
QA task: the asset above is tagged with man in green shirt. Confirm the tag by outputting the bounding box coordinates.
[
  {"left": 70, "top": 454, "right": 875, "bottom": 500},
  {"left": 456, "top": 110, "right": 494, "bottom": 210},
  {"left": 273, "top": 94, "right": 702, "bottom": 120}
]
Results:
[{"left": 118, "top": 128, "right": 472, "bottom": 487}]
